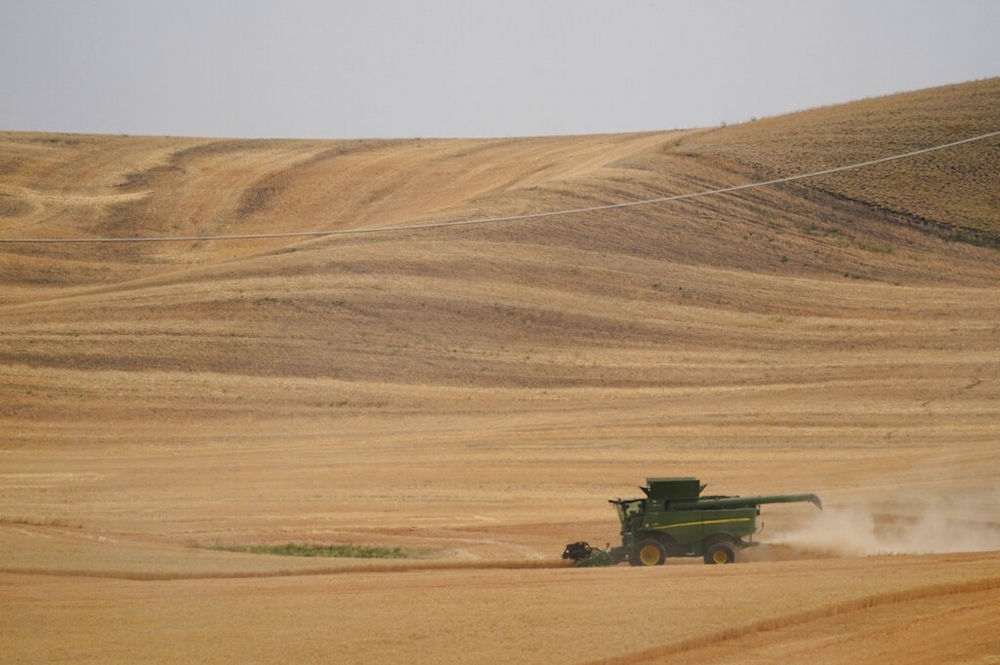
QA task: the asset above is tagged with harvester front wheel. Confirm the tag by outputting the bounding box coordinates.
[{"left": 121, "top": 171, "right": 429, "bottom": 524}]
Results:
[
  {"left": 634, "top": 539, "right": 667, "bottom": 566},
  {"left": 704, "top": 542, "right": 736, "bottom": 565}
]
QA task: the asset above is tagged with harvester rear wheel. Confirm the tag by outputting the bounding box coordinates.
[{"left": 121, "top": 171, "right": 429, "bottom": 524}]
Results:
[
  {"left": 634, "top": 539, "right": 667, "bottom": 566},
  {"left": 704, "top": 542, "right": 736, "bottom": 565}
]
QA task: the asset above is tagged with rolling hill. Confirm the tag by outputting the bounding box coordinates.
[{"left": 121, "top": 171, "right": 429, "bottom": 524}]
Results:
[{"left": 2, "top": 78, "right": 999, "bottom": 663}]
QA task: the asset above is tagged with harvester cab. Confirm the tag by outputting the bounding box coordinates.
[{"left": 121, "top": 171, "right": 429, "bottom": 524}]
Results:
[{"left": 563, "top": 477, "right": 821, "bottom": 567}]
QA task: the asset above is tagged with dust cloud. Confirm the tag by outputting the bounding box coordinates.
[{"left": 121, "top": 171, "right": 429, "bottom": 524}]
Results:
[{"left": 772, "top": 494, "right": 1000, "bottom": 558}]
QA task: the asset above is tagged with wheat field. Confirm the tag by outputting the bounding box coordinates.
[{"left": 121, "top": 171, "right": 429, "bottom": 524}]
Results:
[{"left": 2, "top": 78, "right": 1000, "bottom": 663}]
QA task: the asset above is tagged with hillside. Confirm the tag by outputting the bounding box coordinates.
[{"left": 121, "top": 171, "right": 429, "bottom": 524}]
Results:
[
  {"left": 2, "top": 80, "right": 999, "bottom": 391},
  {"left": 683, "top": 77, "right": 1000, "bottom": 239},
  {"left": 2, "top": 80, "right": 1000, "bottom": 663}
]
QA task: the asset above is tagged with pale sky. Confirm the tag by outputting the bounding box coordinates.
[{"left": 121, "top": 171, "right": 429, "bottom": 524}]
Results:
[{"left": 1, "top": 1, "right": 998, "bottom": 139}]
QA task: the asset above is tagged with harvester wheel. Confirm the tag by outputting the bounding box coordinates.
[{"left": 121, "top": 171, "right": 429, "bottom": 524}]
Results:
[
  {"left": 634, "top": 539, "right": 667, "bottom": 566},
  {"left": 704, "top": 542, "right": 736, "bottom": 565}
]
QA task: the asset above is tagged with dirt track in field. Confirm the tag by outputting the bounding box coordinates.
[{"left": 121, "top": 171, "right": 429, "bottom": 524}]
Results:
[{"left": 2, "top": 79, "right": 1000, "bottom": 662}]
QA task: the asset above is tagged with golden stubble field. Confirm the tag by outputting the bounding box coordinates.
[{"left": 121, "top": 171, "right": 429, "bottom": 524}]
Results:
[{"left": 2, "top": 79, "right": 1000, "bottom": 663}]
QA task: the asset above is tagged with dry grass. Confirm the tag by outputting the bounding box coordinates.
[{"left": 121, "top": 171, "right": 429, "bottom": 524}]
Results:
[
  {"left": 2, "top": 79, "right": 1000, "bottom": 663},
  {"left": 680, "top": 77, "right": 1000, "bottom": 237}
]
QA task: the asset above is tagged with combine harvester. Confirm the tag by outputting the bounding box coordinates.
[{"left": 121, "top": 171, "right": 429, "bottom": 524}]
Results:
[{"left": 563, "top": 477, "right": 822, "bottom": 566}]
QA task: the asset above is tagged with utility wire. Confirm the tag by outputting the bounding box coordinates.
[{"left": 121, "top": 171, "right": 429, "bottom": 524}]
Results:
[{"left": 2, "top": 130, "right": 998, "bottom": 245}]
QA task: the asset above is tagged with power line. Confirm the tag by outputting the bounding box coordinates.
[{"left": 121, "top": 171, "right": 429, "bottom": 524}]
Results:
[{"left": 2, "top": 130, "right": 998, "bottom": 245}]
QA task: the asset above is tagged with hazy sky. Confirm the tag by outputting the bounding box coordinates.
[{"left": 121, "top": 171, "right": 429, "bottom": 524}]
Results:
[{"left": 2, "top": 1, "right": 998, "bottom": 139}]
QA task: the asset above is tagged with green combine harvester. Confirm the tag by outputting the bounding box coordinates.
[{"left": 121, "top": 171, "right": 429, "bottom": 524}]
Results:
[{"left": 563, "top": 477, "right": 822, "bottom": 566}]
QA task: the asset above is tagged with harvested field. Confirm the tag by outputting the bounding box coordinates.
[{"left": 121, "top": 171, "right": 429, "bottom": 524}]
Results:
[{"left": 2, "top": 78, "right": 1000, "bottom": 663}]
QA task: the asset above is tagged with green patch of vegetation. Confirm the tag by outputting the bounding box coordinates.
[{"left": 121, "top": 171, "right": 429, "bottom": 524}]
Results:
[{"left": 209, "top": 542, "right": 417, "bottom": 559}]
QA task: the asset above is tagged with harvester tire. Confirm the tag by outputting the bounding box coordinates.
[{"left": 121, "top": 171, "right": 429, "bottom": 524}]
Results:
[
  {"left": 633, "top": 539, "right": 667, "bottom": 566},
  {"left": 704, "top": 542, "right": 736, "bottom": 565}
]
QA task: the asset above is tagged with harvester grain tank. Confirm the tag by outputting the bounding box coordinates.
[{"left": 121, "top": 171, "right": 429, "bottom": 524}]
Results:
[{"left": 563, "top": 477, "right": 822, "bottom": 566}]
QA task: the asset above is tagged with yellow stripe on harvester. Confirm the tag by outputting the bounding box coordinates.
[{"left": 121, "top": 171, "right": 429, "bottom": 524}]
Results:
[{"left": 645, "top": 517, "right": 752, "bottom": 530}]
